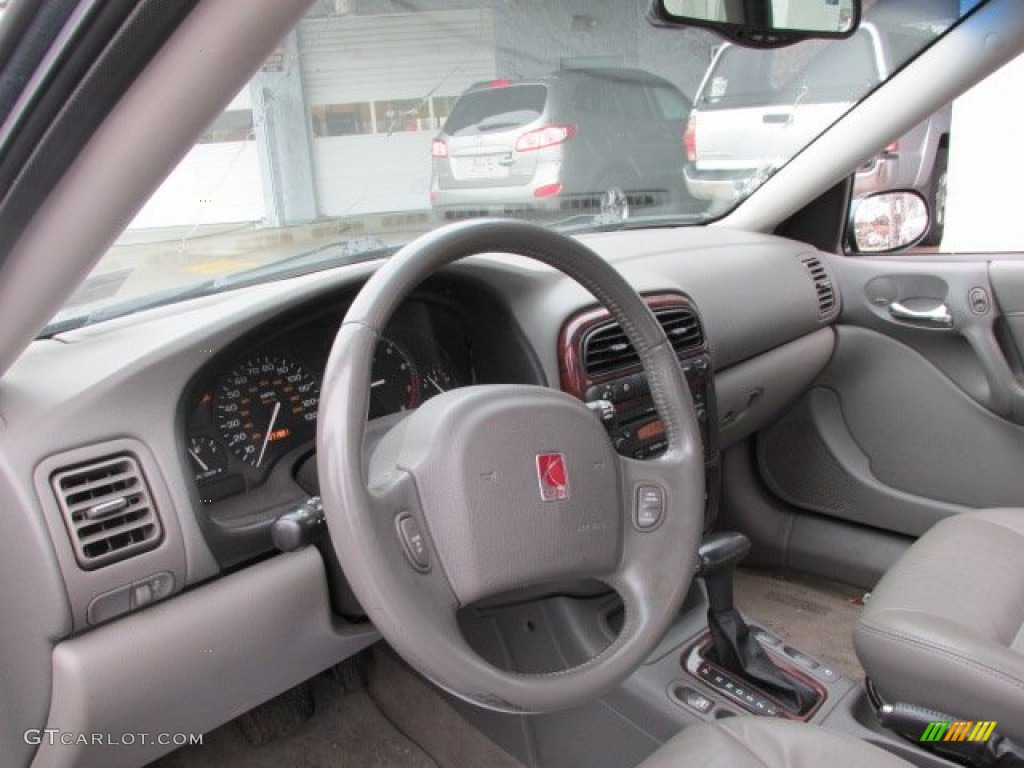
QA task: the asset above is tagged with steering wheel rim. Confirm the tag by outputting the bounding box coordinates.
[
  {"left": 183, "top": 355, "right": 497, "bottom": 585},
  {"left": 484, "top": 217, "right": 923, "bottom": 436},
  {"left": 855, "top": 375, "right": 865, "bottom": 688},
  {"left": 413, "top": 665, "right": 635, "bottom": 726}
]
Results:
[{"left": 318, "top": 218, "right": 704, "bottom": 713}]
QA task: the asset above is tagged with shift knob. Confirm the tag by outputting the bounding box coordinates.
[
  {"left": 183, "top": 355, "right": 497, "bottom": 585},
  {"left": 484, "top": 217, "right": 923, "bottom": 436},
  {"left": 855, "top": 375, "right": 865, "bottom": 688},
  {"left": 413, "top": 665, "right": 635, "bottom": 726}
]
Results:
[
  {"left": 697, "top": 531, "right": 751, "bottom": 574},
  {"left": 697, "top": 531, "right": 751, "bottom": 614}
]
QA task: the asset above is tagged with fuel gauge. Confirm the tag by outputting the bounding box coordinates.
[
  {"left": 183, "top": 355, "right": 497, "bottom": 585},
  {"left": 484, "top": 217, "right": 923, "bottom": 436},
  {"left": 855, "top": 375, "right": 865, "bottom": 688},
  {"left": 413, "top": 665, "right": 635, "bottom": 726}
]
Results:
[{"left": 188, "top": 435, "right": 229, "bottom": 483}]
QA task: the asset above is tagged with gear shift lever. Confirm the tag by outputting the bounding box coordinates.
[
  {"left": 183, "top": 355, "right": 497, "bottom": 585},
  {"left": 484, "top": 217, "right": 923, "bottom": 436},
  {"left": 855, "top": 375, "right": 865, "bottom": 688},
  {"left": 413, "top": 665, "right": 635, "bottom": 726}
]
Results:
[
  {"left": 698, "top": 531, "right": 818, "bottom": 714},
  {"left": 697, "top": 531, "right": 750, "bottom": 613}
]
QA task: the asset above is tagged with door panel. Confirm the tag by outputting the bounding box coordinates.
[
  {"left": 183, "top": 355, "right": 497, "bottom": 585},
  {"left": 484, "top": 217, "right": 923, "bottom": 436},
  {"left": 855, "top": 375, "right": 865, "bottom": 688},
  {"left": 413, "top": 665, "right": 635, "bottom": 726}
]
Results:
[{"left": 757, "top": 254, "right": 1024, "bottom": 540}]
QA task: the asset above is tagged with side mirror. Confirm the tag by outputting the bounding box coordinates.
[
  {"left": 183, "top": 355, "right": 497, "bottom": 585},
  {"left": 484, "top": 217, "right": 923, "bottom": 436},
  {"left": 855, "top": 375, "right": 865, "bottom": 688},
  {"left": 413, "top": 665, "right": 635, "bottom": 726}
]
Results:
[
  {"left": 848, "top": 190, "right": 930, "bottom": 254},
  {"left": 651, "top": 0, "right": 860, "bottom": 48}
]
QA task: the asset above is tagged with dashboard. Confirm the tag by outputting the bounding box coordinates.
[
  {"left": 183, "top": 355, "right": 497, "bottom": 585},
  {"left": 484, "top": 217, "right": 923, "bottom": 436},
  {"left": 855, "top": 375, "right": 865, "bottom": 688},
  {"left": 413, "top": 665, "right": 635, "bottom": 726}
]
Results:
[{"left": 0, "top": 226, "right": 840, "bottom": 767}]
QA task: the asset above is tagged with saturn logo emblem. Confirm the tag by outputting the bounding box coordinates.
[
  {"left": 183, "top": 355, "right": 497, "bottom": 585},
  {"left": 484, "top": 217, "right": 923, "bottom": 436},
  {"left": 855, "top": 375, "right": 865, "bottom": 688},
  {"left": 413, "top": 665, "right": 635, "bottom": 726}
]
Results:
[{"left": 536, "top": 453, "right": 570, "bottom": 502}]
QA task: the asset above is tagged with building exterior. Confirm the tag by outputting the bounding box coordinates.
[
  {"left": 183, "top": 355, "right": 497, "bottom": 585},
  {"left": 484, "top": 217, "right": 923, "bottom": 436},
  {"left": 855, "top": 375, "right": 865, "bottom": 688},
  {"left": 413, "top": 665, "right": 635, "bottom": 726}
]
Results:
[{"left": 130, "top": 0, "right": 715, "bottom": 229}]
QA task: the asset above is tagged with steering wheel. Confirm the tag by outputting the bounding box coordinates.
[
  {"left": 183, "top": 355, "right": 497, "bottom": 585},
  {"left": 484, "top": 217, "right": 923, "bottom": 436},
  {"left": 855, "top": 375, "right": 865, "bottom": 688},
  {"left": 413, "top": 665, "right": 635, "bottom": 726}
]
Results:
[{"left": 318, "top": 219, "right": 704, "bottom": 713}]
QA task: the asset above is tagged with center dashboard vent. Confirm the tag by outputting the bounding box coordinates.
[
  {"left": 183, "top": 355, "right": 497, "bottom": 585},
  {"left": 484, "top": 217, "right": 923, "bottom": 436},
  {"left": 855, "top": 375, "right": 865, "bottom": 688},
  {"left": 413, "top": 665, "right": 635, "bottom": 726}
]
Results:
[
  {"left": 801, "top": 255, "right": 837, "bottom": 318},
  {"left": 51, "top": 455, "right": 163, "bottom": 570},
  {"left": 583, "top": 305, "right": 704, "bottom": 378}
]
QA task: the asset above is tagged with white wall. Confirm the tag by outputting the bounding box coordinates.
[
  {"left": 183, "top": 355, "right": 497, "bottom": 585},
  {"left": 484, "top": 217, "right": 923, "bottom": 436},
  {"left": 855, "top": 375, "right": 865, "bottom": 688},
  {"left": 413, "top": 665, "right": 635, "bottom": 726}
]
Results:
[
  {"left": 128, "top": 89, "right": 264, "bottom": 230},
  {"left": 942, "top": 51, "right": 1024, "bottom": 252},
  {"left": 128, "top": 143, "right": 265, "bottom": 230}
]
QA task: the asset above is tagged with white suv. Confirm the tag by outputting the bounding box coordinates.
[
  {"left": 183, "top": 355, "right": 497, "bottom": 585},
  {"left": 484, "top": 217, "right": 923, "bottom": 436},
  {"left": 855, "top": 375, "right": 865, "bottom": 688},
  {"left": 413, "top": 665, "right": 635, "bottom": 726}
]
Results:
[{"left": 684, "top": 21, "right": 951, "bottom": 243}]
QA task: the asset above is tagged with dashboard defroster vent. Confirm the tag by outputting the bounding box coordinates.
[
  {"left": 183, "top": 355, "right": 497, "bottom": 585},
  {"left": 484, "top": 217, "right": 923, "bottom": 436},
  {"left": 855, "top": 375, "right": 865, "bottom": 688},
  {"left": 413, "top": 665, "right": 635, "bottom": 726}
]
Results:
[
  {"left": 583, "top": 305, "right": 704, "bottom": 378},
  {"left": 801, "top": 255, "right": 837, "bottom": 318},
  {"left": 51, "top": 455, "right": 162, "bottom": 570}
]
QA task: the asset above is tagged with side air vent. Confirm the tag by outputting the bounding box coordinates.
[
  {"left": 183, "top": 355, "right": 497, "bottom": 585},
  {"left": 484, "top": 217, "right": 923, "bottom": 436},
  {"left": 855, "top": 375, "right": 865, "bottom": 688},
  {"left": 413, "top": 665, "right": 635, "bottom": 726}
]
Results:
[
  {"left": 802, "top": 255, "right": 837, "bottom": 317},
  {"left": 51, "top": 455, "right": 162, "bottom": 570},
  {"left": 583, "top": 305, "right": 704, "bottom": 378}
]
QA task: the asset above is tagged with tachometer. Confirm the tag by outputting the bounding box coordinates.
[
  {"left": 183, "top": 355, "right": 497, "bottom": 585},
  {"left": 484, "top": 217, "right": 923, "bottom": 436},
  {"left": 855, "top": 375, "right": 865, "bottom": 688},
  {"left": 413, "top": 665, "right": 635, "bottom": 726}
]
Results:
[
  {"left": 370, "top": 338, "right": 419, "bottom": 419},
  {"left": 214, "top": 356, "right": 319, "bottom": 467}
]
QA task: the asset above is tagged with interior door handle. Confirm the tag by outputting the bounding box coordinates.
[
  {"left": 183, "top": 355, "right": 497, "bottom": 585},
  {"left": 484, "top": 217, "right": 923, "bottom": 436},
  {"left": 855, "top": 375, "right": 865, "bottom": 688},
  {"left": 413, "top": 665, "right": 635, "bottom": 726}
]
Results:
[{"left": 889, "top": 301, "right": 953, "bottom": 328}]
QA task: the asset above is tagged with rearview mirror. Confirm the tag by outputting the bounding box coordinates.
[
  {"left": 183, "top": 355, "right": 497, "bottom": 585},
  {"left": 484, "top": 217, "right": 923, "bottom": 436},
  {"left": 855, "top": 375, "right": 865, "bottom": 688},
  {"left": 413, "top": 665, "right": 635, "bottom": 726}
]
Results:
[{"left": 652, "top": 0, "right": 860, "bottom": 47}]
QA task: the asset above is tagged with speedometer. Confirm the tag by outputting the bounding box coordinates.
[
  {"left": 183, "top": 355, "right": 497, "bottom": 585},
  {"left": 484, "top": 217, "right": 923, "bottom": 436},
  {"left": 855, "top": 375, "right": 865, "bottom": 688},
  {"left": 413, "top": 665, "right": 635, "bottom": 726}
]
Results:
[{"left": 214, "top": 356, "right": 319, "bottom": 468}]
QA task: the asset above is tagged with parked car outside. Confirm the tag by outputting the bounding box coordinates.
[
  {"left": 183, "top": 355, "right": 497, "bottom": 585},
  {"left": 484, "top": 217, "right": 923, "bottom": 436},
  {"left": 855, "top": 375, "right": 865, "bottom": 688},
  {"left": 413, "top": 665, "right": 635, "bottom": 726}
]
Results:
[
  {"left": 684, "top": 20, "right": 951, "bottom": 243},
  {"left": 430, "top": 67, "right": 695, "bottom": 222}
]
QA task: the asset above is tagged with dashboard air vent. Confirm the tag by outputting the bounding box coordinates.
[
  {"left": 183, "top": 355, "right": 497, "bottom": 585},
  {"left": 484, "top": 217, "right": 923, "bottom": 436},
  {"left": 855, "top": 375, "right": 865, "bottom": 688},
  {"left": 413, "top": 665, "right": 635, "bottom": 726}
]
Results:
[
  {"left": 801, "top": 255, "right": 836, "bottom": 317},
  {"left": 51, "top": 455, "right": 162, "bottom": 570},
  {"left": 583, "top": 305, "right": 704, "bottom": 378}
]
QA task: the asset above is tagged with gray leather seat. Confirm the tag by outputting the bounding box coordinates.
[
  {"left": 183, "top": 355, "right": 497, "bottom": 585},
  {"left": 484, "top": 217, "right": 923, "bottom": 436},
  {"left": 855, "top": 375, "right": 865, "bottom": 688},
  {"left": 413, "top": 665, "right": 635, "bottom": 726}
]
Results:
[
  {"left": 638, "top": 719, "right": 912, "bottom": 767},
  {"left": 854, "top": 508, "right": 1024, "bottom": 744}
]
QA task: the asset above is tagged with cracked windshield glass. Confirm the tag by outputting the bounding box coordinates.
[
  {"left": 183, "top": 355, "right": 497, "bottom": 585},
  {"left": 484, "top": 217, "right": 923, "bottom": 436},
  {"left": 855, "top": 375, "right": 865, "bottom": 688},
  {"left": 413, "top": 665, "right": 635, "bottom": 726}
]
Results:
[{"left": 50, "top": 0, "right": 968, "bottom": 332}]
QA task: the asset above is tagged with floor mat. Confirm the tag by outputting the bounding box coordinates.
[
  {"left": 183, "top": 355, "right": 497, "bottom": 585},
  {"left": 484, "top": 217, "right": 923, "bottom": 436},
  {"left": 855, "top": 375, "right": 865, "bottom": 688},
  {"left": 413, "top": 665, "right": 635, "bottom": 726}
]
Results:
[
  {"left": 734, "top": 568, "right": 866, "bottom": 681},
  {"left": 150, "top": 673, "right": 437, "bottom": 768},
  {"left": 368, "top": 648, "right": 526, "bottom": 768}
]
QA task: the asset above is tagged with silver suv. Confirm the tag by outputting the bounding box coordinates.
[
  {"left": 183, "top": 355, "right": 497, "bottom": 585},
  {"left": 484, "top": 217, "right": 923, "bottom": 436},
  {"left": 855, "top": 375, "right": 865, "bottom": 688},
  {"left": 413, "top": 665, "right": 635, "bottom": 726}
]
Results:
[
  {"left": 430, "top": 68, "right": 693, "bottom": 221},
  {"left": 685, "top": 21, "right": 951, "bottom": 243}
]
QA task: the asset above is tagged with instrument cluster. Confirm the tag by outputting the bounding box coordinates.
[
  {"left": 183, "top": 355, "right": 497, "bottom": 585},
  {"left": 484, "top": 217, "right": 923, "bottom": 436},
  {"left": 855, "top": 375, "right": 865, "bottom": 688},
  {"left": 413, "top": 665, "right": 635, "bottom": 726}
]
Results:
[{"left": 184, "top": 298, "right": 473, "bottom": 503}]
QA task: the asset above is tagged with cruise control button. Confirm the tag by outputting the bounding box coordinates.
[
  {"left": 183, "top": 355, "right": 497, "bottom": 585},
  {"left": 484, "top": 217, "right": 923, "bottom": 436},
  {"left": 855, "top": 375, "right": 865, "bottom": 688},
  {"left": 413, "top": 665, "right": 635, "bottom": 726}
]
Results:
[
  {"left": 635, "top": 485, "right": 665, "bottom": 530},
  {"left": 396, "top": 513, "right": 430, "bottom": 572}
]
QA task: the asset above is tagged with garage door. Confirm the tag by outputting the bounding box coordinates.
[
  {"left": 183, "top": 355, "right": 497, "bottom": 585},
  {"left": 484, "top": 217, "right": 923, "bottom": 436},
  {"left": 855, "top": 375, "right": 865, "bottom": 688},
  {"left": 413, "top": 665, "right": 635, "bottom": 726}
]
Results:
[{"left": 299, "top": 9, "right": 496, "bottom": 216}]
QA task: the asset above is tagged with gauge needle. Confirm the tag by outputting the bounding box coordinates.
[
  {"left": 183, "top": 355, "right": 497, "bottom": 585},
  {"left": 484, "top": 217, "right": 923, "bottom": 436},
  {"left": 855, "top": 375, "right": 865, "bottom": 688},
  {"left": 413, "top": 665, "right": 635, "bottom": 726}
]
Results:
[
  {"left": 256, "top": 401, "right": 281, "bottom": 468},
  {"left": 188, "top": 449, "right": 209, "bottom": 472},
  {"left": 426, "top": 375, "right": 446, "bottom": 394},
  {"left": 371, "top": 379, "right": 386, "bottom": 388}
]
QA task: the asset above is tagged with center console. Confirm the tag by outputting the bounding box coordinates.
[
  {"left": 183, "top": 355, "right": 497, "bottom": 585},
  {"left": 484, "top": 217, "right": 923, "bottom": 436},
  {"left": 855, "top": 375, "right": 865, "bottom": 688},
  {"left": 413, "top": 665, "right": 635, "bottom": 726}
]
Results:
[
  {"left": 558, "top": 293, "right": 720, "bottom": 527},
  {"left": 554, "top": 294, "right": 839, "bottom": 722}
]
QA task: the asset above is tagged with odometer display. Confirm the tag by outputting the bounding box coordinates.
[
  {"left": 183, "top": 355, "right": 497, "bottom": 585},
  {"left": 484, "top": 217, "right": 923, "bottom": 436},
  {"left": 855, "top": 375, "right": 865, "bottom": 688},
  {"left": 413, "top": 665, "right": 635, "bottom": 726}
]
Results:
[{"left": 214, "top": 356, "right": 319, "bottom": 468}]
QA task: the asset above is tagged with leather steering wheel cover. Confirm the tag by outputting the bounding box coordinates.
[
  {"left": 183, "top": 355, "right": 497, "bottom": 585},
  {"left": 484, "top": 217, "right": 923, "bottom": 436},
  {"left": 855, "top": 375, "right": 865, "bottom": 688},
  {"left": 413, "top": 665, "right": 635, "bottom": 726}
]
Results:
[{"left": 318, "top": 219, "right": 704, "bottom": 713}]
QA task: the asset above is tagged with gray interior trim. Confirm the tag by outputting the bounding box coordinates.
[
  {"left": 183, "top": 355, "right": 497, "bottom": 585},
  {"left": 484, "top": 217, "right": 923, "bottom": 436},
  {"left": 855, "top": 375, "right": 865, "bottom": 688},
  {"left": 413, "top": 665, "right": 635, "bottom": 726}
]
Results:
[
  {"left": 826, "top": 253, "right": 1024, "bottom": 420},
  {"left": 719, "top": 441, "right": 912, "bottom": 589},
  {"left": 812, "top": 327, "right": 1024, "bottom": 510},
  {"left": 759, "top": 388, "right": 968, "bottom": 537},
  {"left": 784, "top": 513, "right": 913, "bottom": 592},
  {"left": 453, "top": 229, "right": 836, "bottom": 387},
  {"left": 989, "top": 261, "right": 1024, "bottom": 311},
  {"left": 31, "top": 548, "right": 378, "bottom": 768},
  {"left": 32, "top": 439, "right": 188, "bottom": 633},
  {"left": 0, "top": 454, "right": 72, "bottom": 768},
  {"left": 822, "top": 686, "right": 964, "bottom": 768},
  {"left": 715, "top": 328, "right": 834, "bottom": 449}
]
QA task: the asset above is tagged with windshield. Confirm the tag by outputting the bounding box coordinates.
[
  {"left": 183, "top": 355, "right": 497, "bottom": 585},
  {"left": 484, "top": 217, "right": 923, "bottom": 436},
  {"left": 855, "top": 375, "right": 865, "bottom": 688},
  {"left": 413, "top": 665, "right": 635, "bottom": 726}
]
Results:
[{"left": 47, "top": 0, "right": 970, "bottom": 333}]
